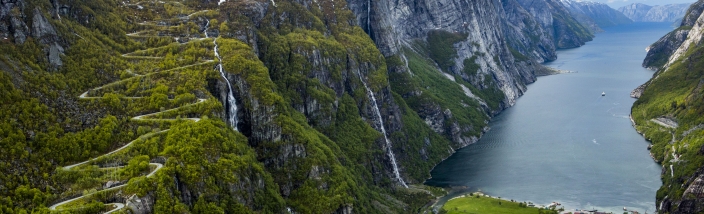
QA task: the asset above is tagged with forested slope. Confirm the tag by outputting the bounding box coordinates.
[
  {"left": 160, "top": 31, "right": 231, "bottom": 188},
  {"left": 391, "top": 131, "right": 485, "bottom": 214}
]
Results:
[
  {"left": 0, "top": 0, "right": 444, "bottom": 213},
  {"left": 633, "top": 0, "right": 704, "bottom": 213}
]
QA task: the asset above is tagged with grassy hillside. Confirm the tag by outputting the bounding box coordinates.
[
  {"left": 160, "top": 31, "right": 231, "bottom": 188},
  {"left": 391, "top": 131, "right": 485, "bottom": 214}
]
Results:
[
  {"left": 631, "top": 25, "right": 704, "bottom": 213},
  {"left": 441, "top": 194, "right": 558, "bottom": 214}
]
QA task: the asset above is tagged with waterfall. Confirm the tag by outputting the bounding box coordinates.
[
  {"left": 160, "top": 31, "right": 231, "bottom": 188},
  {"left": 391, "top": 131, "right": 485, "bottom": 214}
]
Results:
[
  {"left": 356, "top": 71, "right": 408, "bottom": 188},
  {"left": 367, "top": 0, "right": 371, "bottom": 33},
  {"left": 214, "top": 39, "right": 239, "bottom": 129},
  {"left": 205, "top": 21, "right": 239, "bottom": 130},
  {"left": 400, "top": 54, "right": 413, "bottom": 76}
]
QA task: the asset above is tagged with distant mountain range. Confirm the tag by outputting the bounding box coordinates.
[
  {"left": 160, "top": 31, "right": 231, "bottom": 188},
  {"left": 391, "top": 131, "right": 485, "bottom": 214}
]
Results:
[
  {"left": 560, "top": 0, "right": 633, "bottom": 30},
  {"left": 618, "top": 3, "right": 691, "bottom": 22}
]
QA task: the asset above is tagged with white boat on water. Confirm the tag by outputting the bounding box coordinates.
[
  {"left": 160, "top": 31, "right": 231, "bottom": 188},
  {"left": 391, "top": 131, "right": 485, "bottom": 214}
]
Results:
[{"left": 602, "top": 92, "right": 606, "bottom": 96}]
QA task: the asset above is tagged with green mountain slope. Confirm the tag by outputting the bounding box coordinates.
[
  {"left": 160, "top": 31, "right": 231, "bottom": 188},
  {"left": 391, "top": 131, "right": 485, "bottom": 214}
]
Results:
[
  {"left": 632, "top": 1, "right": 704, "bottom": 213},
  {"left": 0, "top": 0, "right": 443, "bottom": 213}
]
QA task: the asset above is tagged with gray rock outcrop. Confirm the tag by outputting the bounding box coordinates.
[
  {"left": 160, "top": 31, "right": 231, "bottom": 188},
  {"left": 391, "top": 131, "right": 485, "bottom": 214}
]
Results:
[
  {"left": 682, "top": 1, "right": 704, "bottom": 26},
  {"left": 513, "top": 0, "right": 594, "bottom": 49},
  {"left": 642, "top": 1, "right": 704, "bottom": 71},
  {"left": 31, "top": 8, "right": 63, "bottom": 69},
  {"left": 1, "top": 0, "right": 28, "bottom": 43},
  {"left": 630, "top": 83, "right": 647, "bottom": 98},
  {"left": 501, "top": 0, "right": 557, "bottom": 62},
  {"left": 0, "top": 1, "right": 64, "bottom": 70},
  {"left": 346, "top": 0, "right": 594, "bottom": 106},
  {"left": 659, "top": 168, "right": 704, "bottom": 213},
  {"left": 643, "top": 27, "right": 690, "bottom": 70}
]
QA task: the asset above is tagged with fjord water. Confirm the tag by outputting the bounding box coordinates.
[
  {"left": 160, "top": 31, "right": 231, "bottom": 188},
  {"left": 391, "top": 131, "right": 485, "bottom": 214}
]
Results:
[{"left": 425, "top": 23, "right": 673, "bottom": 213}]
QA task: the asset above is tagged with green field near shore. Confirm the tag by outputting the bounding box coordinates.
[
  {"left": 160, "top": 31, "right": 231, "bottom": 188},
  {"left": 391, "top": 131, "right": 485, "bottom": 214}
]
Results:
[{"left": 442, "top": 195, "right": 558, "bottom": 214}]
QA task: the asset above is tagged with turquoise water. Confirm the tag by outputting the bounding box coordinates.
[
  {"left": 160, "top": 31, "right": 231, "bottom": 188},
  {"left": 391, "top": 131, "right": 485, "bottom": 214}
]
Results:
[{"left": 425, "top": 23, "right": 674, "bottom": 213}]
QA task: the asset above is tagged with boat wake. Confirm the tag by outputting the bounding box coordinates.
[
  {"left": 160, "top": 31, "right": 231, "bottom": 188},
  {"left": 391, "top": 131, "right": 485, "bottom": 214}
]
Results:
[{"left": 606, "top": 103, "right": 630, "bottom": 119}]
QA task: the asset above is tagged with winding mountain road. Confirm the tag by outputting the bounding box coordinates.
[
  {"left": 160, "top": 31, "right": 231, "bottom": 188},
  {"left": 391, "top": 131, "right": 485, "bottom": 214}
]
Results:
[
  {"left": 50, "top": 163, "right": 163, "bottom": 211},
  {"left": 49, "top": 4, "right": 215, "bottom": 211}
]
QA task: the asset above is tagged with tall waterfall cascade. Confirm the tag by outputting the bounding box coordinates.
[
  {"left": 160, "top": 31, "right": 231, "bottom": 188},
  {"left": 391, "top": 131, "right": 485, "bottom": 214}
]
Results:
[
  {"left": 356, "top": 71, "right": 408, "bottom": 188},
  {"left": 205, "top": 21, "right": 239, "bottom": 130}
]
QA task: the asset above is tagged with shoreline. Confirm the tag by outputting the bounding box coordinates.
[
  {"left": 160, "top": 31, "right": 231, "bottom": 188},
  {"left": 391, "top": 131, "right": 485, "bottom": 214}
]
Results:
[
  {"left": 439, "top": 191, "right": 648, "bottom": 214},
  {"left": 422, "top": 64, "right": 576, "bottom": 183},
  {"left": 423, "top": 23, "right": 671, "bottom": 214},
  {"left": 422, "top": 65, "right": 579, "bottom": 212},
  {"left": 442, "top": 191, "right": 567, "bottom": 213},
  {"left": 536, "top": 66, "right": 578, "bottom": 76},
  {"left": 426, "top": 71, "right": 655, "bottom": 214}
]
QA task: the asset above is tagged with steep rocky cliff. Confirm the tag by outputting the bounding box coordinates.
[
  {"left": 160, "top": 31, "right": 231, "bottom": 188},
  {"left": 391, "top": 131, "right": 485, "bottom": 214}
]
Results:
[
  {"left": 632, "top": 2, "right": 702, "bottom": 100},
  {"left": 641, "top": 2, "right": 703, "bottom": 72},
  {"left": 345, "top": 0, "right": 539, "bottom": 93},
  {"left": 632, "top": 1, "right": 704, "bottom": 213},
  {"left": 618, "top": 3, "right": 691, "bottom": 23},
  {"left": 225, "top": 0, "right": 597, "bottom": 193},
  {"left": 513, "top": 0, "right": 594, "bottom": 49},
  {"left": 501, "top": 0, "right": 557, "bottom": 62},
  {"left": 560, "top": 0, "right": 632, "bottom": 29},
  {"left": 642, "top": 27, "right": 691, "bottom": 71},
  {"left": 681, "top": 1, "right": 704, "bottom": 27},
  {"left": 0, "top": 0, "right": 64, "bottom": 70}
]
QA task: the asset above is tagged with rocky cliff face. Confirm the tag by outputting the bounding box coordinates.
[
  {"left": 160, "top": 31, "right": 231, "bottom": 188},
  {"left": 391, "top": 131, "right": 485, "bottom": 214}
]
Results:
[
  {"left": 0, "top": 0, "right": 64, "bottom": 70},
  {"left": 346, "top": 0, "right": 539, "bottom": 88},
  {"left": 618, "top": 3, "right": 691, "bottom": 23},
  {"left": 344, "top": 0, "right": 595, "bottom": 101},
  {"left": 682, "top": 1, "right": 704, "bottom": 27},
  {"left": 665, "top": 168, "right": 704, "bottom": 213},
  {"left": 337, "top": 0, "right": 583, "bottom": 179},
  {"left": 642, "top": 1, "right": 704, "bottom": 71},
  {"left": 642, "top": 27, "right": 691, "bottom": 71},
  {"left": 560, "top": 0, "right": 632, "bottom": 29},
  {"left": 221, "top": 0, "right": 595, "bottom": 209},
  {"left": 501, "top": 0, "right": 557, "bottom": 63},
  {"left": 632, "top": 1, "right": 704, "bottom": 213},
  {"left": 229, "top": 0, "right": 597, "bottom": 189},
  {"left": 514, "top": 0, "right": 594, "bottom": 49},
  {"left": 661, "top": 9, "right": 704, "bottom": 71},
  {"left": 618, "top": 3, "right": 652, "bottom": 22}
]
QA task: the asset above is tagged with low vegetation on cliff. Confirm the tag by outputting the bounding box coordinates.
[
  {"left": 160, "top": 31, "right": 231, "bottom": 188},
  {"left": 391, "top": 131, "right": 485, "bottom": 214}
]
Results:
[{"left": 633, "top": 1, "right": 704, "bottom": 212}]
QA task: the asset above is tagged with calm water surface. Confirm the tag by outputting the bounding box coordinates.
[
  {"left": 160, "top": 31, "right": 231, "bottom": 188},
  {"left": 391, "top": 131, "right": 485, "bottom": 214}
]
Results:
[{"left": 425, "top": 23, "right": 674, "bottom": 213}]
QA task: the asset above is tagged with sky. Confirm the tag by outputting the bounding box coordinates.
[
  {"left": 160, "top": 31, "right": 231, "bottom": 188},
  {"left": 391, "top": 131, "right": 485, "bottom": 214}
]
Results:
[{"left": 590, "top": 0, "right": 696, "bottom": 8}]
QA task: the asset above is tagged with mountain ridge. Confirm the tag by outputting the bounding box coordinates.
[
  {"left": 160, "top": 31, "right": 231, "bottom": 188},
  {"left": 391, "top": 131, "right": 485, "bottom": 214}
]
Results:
[
  {"left": 618, "top": 3, "right": 691, "bottom": 23},
  {"left": 560, "top": 0, "right": 632, "bottom": 29}
]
